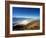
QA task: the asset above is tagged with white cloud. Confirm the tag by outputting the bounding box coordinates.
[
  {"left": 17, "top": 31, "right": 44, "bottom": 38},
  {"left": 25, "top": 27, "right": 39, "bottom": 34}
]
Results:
[{"left": 13, "top": 16, "right": 40, "bottom": 19}]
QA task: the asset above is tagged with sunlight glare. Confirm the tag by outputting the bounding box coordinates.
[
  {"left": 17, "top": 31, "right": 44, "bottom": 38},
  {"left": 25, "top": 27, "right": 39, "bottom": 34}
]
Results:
[{"left": 19, "top": 20, "right": 29, "bottom": 25}]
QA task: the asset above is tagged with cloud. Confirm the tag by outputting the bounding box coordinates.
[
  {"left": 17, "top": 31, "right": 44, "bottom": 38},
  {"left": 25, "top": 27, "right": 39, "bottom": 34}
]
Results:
[{"left": 13, "top": 16, "right": 40, "bottom": 19}]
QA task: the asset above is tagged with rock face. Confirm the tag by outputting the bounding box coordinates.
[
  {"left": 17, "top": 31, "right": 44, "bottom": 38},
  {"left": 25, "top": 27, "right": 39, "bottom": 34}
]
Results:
[
  {"left": 13, "top": 20, "right": 40, "bottom": 31},
  {"left": 25, "top": 20, "right": 40, "bottom": 30},
  {"left": 13, "top": 24, "right": 25, "bottom": 30}
]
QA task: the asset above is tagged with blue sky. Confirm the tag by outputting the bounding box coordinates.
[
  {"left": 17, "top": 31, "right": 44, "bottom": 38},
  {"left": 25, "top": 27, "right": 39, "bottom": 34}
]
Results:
[{"left": 12, "top": 7, "right": 40, "bottom": 18}]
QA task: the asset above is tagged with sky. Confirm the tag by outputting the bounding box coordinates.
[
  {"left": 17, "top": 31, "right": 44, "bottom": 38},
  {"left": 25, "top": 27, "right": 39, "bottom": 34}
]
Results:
[{"left": 12, "top": 7, "right": 40, "bottom": 18}]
